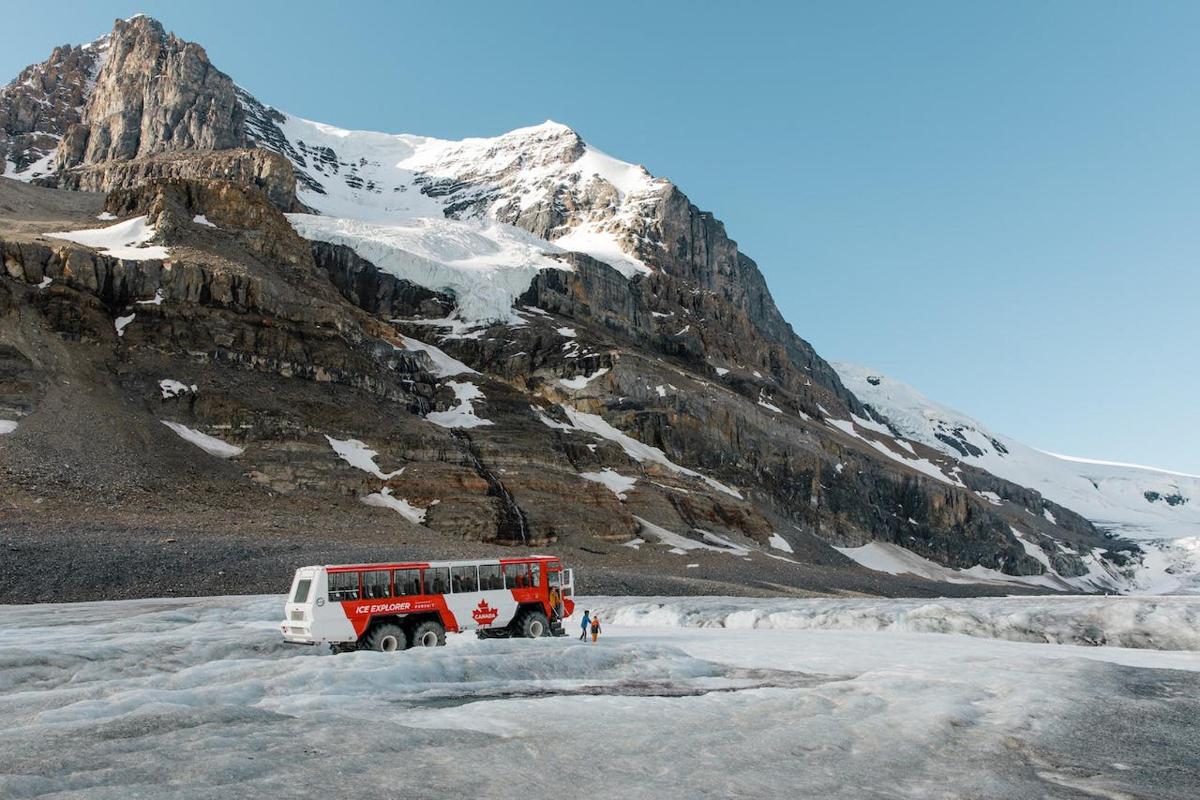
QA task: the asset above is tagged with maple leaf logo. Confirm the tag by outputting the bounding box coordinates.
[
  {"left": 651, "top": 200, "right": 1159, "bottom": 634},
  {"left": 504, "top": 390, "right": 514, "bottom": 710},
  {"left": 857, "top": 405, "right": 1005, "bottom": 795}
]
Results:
[{"left": 472, "top": 599, "right": 499, "bottom": 626}]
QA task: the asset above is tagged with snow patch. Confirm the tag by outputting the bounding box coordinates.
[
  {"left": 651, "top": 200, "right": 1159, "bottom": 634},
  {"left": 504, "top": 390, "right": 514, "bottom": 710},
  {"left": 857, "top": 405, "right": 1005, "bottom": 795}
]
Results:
[
  {"left": 562, "top": 408, "right": 741, "bottom": 498},
  {"left": 768, "top": 533, "right": 794, "bottom": 553},
  {"left": 47, "top": 216, "right": 170, "bottom": 260},
  {"left": 559, "top": 368, "right": 608, "bottom": 390},
  {"left": 399, "top": 334, "right": 476, "bottom": 377},
  {"left": 834, "top": 541, "right": 1116, "bottom": 592},
  {"left": 161, "top": 421, "right": 243, "bottom": 458},
  {"left": 635, "top": 517, "right": 749, "bottom": 556},
  {"left": 426, "top": 381, "right": 493, "bottom": 429},
  {"left": 533, "top": 406, "right": 575, "bottom": 431},
  {"left": 0, "top": 420, "right": 18, "bottom": 434},
  {"left": 159, "top": 379, "right": 196, "bottom": 399},
  {"left": 361, "top": 487, "right": 427, "bottom": 524},
  {"left": 827, "top": 416, "right": 964, "bottom": 488},
  {"left": 325, "top": 435, "right": 404, "bottom": 479},
  {"left": 977, "top": 490, "right": 1003, "bottom": 506},
  {"left": 580, "top": 468, "right": 638, "bottom": 500},
  {"left": 757, "top": 391, "right": 782, "bottom": 413}
]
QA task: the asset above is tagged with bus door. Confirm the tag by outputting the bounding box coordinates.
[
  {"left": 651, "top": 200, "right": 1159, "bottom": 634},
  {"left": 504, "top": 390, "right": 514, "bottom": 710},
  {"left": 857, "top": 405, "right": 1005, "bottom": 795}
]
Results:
[{"left": 548, "top": 564, "right": 575, "bottom": 618}]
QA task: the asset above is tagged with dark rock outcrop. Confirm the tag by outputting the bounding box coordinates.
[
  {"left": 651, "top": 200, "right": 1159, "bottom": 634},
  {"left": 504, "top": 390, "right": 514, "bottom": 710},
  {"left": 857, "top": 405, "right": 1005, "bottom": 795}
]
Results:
[
  {"left": 311, "top": 241, "right": 454, "bottom": 320},
  {"left": 45, "top": 148, "right": 301, "bottom": 212}
]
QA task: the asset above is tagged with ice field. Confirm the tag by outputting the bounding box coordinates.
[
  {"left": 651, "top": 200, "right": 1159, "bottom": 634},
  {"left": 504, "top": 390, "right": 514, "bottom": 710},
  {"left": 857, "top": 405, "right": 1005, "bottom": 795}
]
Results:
[{"left": 1, "top": 595, "right": 1198, "bottom": 799}]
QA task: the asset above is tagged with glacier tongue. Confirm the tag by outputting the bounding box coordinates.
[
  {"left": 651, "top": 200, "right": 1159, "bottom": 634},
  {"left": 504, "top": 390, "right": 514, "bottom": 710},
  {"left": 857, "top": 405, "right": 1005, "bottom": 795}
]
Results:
[{"left": 287, "top": 213, "right": 568, "bottom": 324}]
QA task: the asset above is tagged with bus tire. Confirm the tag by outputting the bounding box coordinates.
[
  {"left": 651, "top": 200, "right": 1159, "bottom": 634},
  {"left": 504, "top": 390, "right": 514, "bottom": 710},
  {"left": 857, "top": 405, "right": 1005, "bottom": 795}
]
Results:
[
  {"left": 363, "top": 623, "right": 407, "bottom": 653},
  {"left": 518, "top": 610, "right": 549, "bottom": 639},
  {"left": 411, "top": 619, "right": 446, "bottom": 648}
]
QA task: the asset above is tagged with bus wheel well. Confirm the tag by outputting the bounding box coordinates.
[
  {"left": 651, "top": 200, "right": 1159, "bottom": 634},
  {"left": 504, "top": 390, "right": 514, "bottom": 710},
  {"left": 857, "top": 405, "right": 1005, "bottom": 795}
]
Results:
[
  {"left": 398, "top": 612, "right": 442, "bottom": 633},
  {"left": 363, "top": 614, "right": 406, "bottom": 633},
  {"left": 515, "top": 602, "right": 547, "bottom": 618},
  {"left": 511, "top": 604, "right": 550, "bottom": 638}
]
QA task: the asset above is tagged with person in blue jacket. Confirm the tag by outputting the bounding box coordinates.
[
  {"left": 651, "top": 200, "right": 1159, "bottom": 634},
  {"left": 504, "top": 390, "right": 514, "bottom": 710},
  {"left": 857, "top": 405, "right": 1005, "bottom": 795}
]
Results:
[{"left": 579, "top": 609, "right": 591, "bottom": 641}]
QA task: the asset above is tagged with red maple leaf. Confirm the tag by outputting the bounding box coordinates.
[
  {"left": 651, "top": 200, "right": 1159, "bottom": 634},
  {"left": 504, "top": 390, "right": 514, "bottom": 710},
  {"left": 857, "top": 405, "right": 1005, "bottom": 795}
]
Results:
[{"left": 472, "top": 599, "right": 499, "bottom": 625}]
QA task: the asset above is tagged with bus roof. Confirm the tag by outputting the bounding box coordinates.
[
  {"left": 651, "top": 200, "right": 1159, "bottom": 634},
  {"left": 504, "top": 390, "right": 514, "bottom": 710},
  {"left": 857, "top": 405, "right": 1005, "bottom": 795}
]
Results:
[{"left": 315, "top": 555, "right": 561, "bottom": 573}]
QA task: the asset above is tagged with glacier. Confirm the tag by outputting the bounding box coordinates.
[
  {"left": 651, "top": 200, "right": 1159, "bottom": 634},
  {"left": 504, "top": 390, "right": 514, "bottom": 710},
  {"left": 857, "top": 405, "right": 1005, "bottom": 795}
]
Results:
[
  {"left": 263, "top": 112, "right": 668, "bottom": 325},
  {"left": 1, "top": 594, "right": 1197, "bottom": 799}
]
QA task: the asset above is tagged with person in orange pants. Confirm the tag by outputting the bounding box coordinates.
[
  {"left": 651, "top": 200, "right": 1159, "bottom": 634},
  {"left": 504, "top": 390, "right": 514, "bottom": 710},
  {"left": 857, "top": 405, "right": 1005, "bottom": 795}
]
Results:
[{"left": 590, "top": 614, "right": 601, "bottom": 643}]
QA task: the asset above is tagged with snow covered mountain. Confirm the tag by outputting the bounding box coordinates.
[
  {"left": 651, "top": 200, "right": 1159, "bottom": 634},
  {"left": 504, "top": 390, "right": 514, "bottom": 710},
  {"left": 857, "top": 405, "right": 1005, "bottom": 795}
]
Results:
[
  {"left": 240, "top": 104, "right": 676, "bottom": 322},
  {"left": 834, "top": 363, "right": 1200, "bottom": 540},
  {"left": 2, "top": 15, "right": 1177, "bottom": 599},
  {"left": 4, "top": 26, "right": 675, "bottom": 326},
  {"left": 247, "top": 108, "right": 668, "bottom": 278},
  {"left": 835, "top": 362, "right": 1200, "bottom": 593}
]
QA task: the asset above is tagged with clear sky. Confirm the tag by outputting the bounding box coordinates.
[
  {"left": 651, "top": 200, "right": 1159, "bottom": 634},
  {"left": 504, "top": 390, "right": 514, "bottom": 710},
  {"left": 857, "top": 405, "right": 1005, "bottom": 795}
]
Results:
[{"left": 3, "top": 1, "right": 1198, "bottom": 472}]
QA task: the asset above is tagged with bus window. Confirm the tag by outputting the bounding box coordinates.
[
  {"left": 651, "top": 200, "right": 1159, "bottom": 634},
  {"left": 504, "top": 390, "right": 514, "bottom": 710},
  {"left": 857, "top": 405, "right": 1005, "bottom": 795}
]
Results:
[
  {"left": 451, "top": 565, "right": 478, "bottom": 593},
  {"left": 424, "top": 567, "right": 449, "bottom": 595},
  {"left": 292, "top": 578, "right": 312, "bottom": 603},
  {"left": 328, "top": 571, "right": 360, "bottom": 602},
  {"left": 362, "top": 570, "right": 391, "bottom": 599},
  {"left": 502, "top": 563, "right": 529, "bottom": 589},
  {"left": 478, "top": 563, "right": 502, "bottom": 590},
  {"left": 528, "top": 563, "right": 541, "bottom": 587},
  {"left": 394, "top": 568, "right": 421, "bottom": 596}
]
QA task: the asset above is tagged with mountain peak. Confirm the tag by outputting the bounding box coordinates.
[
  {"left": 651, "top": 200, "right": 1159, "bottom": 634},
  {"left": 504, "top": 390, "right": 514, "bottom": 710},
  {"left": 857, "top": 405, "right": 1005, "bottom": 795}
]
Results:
[{"left": 517, "top": 119, "right": 575, "bottom": 135}]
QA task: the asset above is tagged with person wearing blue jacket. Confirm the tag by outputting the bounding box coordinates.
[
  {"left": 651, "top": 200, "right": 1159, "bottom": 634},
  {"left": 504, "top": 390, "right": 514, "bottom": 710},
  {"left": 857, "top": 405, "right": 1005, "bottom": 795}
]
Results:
[{"left": 579, "top": 610, "right": 591, "bottom": 641}]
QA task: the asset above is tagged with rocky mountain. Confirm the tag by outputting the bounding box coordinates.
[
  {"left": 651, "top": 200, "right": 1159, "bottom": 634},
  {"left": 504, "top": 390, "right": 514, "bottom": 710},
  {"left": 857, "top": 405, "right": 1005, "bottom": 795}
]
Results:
[
  {"left": 0, "top": 15, "right": 1142, "bottom": 600},
  {"left": 0, "top": 34, "right": 106, "bottom": 179},
  {"left": 836, "top": 363, "right": 1200, "bottom": 593}
]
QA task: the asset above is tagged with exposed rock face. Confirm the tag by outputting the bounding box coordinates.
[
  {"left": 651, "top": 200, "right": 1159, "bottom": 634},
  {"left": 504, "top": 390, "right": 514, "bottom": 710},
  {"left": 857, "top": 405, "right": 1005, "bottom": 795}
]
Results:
[
  {"left": 312, "top": 241, "right": 455, "bottom": 320},
  {"left": 45, "top": 148, "right": 300, "bottom": 212},
  {"left": 56, "top": 16, "right": 248, "bottom": 170},
  {"left": 0, "top": 41, "right": 104, "bottom": 177}
]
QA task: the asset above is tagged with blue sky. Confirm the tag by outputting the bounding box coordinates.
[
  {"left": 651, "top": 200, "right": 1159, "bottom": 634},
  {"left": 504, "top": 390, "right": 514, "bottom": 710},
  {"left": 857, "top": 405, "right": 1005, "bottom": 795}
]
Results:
[{"left": 4, "top": 1, "right": 1198, "bottom": 472}]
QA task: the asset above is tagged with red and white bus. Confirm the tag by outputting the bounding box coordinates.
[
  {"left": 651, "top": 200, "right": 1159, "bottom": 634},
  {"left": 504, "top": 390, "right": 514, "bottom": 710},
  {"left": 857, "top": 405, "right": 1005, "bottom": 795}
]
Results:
[{"left": 280, "top": 556, "right": 575, "bottom": 652}]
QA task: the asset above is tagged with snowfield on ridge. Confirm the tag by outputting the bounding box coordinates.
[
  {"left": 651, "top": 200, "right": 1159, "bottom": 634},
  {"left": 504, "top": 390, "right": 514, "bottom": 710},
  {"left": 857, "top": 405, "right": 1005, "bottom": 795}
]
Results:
[
  {"left": 265, "top": 113, "right": 668, "bottom": 324},
  {"left": 1, "top": 594, "right": 1197, "bottom": 799},
  {"left": 834, "top": 362, "right": 1200, "bottom": 542}
]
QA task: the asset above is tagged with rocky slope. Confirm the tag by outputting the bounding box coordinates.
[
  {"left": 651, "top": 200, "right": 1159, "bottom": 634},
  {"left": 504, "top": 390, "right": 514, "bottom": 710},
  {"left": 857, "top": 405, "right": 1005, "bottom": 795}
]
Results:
[
  {"left": 836, "top": 362, "right": 1200, "bottom": 593},
  {"left": 0, "top": 15, "right": 1139, "bottom": 599}
]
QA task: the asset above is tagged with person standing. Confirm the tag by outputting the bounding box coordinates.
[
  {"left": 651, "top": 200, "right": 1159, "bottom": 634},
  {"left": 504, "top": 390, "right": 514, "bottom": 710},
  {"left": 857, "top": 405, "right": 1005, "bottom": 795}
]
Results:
[
  {"left": 590, "top": 614, "right": 601, "bottom": 643},
  {"left": 580, "top": 609, "right": 591, "bottom": 641}
]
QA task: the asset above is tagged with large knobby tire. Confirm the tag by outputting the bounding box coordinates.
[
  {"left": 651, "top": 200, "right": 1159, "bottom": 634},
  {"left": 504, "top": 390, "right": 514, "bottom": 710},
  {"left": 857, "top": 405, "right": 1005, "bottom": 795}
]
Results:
[
  {"left": 363, "top": 623, "right": 407, "bottom": 653},
  {"left": 519, "top": 610, "right": 549, "bottom": 639},
  {"left": 411, "top": 619, "right": 446, "bottom": 648}
]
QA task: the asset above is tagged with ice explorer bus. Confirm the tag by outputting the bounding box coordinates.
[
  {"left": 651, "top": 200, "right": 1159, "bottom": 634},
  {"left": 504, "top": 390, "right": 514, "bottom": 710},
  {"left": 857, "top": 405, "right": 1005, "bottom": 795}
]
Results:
[{"left": 281, "top": 556, "right": 575, "bottom": 652}]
